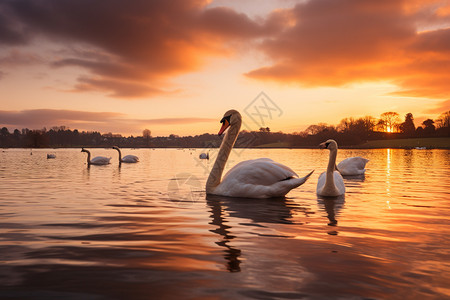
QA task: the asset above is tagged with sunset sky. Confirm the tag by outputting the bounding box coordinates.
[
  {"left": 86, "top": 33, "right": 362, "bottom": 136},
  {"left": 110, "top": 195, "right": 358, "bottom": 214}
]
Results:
[{"left": 1, "top": 0, "right": 449, "bottom": 136}]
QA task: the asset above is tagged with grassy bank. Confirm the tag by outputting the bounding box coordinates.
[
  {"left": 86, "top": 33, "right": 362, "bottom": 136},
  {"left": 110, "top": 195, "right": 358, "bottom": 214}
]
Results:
[
  {"left": 253, "top": 137, "right": 450, "bottom": 149},
  {"left": 357, "top": 137, "right": 450, "bottom": 149}
]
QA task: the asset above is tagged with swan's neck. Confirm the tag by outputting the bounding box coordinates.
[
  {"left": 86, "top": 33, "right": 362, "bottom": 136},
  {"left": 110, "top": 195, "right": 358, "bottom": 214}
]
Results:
[
  {"left": 206, "top": 120, "right": 241, "bottom": 193},
  {"left": 325, "top": 149, "right": 338, "bottom": 188},
  {"left": 116, "top": 148, "right": 122, "bottom": 161},
  {"left": 85, "top": 151, "right": 91, "bottom": 164}
]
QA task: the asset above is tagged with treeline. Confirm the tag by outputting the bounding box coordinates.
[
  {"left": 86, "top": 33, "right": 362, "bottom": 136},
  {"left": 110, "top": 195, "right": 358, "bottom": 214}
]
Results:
[{"left": 1, "top": 111, "right": 449, "bottom": 148}]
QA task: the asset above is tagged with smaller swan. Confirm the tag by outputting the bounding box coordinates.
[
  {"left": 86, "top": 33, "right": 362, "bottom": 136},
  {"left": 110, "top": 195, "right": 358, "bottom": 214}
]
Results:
[
  {"left": 199, "top": 152, "right": 209, "bottom": 160},
  {"left": 336, "top": 157, "right": 369, "bottom": 176},
  {"left": 47, "top": 154, "right": 56, "bottom": 159},
  {"left": 112, "top": 146, "right": 139, "bottom": 163},
  {"left": 81, "top": 148, "right": 111, "bottom": 165},
  {"left": 317, "top": 140, "right": 345, "bottom": 197}
]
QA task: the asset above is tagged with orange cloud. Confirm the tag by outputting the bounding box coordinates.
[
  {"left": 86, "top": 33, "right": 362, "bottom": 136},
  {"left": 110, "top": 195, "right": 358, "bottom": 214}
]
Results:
[
  {"left": 246, "top": 0, "right": 450, "bottom": 99},
  {"left": 424, "top": 99, "right": 450, "bottom": 113}
]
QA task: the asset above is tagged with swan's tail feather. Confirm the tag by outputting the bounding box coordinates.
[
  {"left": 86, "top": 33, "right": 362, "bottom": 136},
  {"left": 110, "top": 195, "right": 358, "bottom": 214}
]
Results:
[
  {"left": 289, "top": 169, "right": 314, "bottom": 188},
  {"left": 301, "top": 169, "right": 314, "bottom": 179}
]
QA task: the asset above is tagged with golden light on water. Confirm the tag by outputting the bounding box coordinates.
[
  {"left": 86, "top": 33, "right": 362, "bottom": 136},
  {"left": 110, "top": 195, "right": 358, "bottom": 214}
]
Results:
[{"left": 386, "top": 148, "right": 392, "bottom": 209}]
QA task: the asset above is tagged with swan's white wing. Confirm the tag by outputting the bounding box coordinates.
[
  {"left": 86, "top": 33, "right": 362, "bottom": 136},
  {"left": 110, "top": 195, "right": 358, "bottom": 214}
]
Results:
[
  {"left": 213, "top": 158, "right": 313, "bottom": 198},
  {"left": 122, "top": 155, "right": 139, "bottom": 163},
  {"left": 222, "top": 158, "right": 297, "bottom": 185},
  {"left": 337, "top": 157, "right": 369, "bottom": 175},
  {"left": 91, "top": 156, "right": 111, "bottom": 165}
]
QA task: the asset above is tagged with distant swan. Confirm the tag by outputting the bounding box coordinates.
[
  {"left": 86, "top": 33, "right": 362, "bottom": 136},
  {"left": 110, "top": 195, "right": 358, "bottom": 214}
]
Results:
[
  {"left": 206, "top": 109, "right": 314, "bottom": 198},
  {"left": 112, "top": 146, "right": 139, "bottom": 163},
  {"left": 47, "top": 154, "right": 56, "bottom": 159},
  {"left": 336, "top": 157, "right": 369, "bottom": 176},
  {"left": 199, "top": 152, "right": 209, "bottom": 160},
  {"left": 316, "top": 140, "right": 345, "bottom": 197},
  {"left": 81, "top": 148, "right": 111, "bottom": 165}
]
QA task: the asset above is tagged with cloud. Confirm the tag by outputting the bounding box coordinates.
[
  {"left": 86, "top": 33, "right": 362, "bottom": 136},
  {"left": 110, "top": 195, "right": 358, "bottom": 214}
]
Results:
[
  {"left": 424, "top": 99, "right": 450, "bottom": 113},
  {"left": 0, "top": 49, "right": 42, "bottom": 66},
  {"left": 246, "top": 0, "right": 450, "bottom": 99},
  {"left": 2, "top": 0, "right": 449, "bottom": 101},
  {"left": 0, "top": 0, "right": 266, "bottom": 98},
  {"left": 0, "top": 109, "right": 215, "bottom": 134}
]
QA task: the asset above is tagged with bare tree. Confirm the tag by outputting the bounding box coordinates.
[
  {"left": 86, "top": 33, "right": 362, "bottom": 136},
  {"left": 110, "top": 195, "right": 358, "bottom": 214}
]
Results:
[
  {"left": 378, "top": 112, "right": 400, "bottom": 133},
  {"left": 436, "top": 111, "right": 450, "bottom": 128}
]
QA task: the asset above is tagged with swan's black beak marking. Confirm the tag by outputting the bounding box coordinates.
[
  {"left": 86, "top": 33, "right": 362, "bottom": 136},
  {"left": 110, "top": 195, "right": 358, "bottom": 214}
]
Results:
[{"left": 218, "top": 115, "right": 231, "bottom": 136}]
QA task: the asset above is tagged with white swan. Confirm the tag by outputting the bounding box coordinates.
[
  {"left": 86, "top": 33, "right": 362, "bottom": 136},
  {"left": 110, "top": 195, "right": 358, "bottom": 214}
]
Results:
[
  {"left": 316, "top": 140, "right": 345, "bottom": 197},
  {"left": 81, "top": 148, "right": 111, "bottom": 165},
  {"left": 336, "top": 156, "right": 369, "bottom": 176},
  {"left": 112, "top": 146, "right": 139, "bottom": 163},
  {"left": 206, "top": 109, "right": 314, "bottom": 198},
  {"left": 47, "top": 154, "right": 56, "bottom": 159}
]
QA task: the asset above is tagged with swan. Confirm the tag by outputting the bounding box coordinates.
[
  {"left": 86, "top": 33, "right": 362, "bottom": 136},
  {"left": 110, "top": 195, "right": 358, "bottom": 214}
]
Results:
[
  {"left": 81, "top": 148, "right": 111, "bottom": 165},
  {"left": 112, "top": 146, "right": 139, "bottom": 163},
  {"left": 316, "top": 140, "right": 345, "bottom": 197},
  {"left": 199, "top": 152, "right": 209, "bottom": 159},
  {"left": 206, "top": 109, "right": 314, "bottom": 198},
  {"left": 47, "top": 154, "right": 56, "bottom": 159},
  {"left": 336, "top": 156, "right": 369, "bottom": 176}
]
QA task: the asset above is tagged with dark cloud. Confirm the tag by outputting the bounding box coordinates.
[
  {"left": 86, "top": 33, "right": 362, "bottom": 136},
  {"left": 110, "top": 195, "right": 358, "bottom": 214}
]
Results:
[{"left": 0, "top": 0, "right": 267, "bottom": 98}]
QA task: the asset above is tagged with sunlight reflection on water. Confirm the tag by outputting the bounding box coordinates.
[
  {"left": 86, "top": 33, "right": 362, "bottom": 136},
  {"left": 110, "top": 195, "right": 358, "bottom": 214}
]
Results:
[{"left": 0, "top": 148, "right": 449, "bottom": 299}]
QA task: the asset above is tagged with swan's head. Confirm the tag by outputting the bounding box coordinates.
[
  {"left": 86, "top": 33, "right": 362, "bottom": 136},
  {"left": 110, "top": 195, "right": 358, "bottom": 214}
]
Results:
[
  {"left": 112, "top": 146, "right": 119, "bottom": 150},
  {"left": 81, "top": 148, "right": 87, "bottom": 153},
  {"left": 218, "top": 109, "right": 241, "bottom": 136},
  {"left": 319, "top": 139, "right": 338, "bottom": 150}
]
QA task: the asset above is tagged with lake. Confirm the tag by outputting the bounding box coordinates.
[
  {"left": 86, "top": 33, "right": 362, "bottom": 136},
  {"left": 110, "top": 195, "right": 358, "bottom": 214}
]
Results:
[{"left": 0, "top": 148, "right": 449, "bottom": 299}]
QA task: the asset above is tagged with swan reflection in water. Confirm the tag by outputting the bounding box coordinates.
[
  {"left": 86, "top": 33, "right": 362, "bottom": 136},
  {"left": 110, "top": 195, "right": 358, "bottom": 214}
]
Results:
[
  {"left": 317, "top": 195, "right": 345, "bottom": 227},
  {"left": 206, "top": 194, "right": 301, "bottom": 272}
]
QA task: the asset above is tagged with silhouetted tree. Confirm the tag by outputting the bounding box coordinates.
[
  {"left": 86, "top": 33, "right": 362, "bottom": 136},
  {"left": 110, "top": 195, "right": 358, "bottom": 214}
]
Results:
[
  {"left": 143, "top": 129, "right": 151, "bottom": 146},
  {"left": 399, "top": 113, "right": 416, "bottom": 137},
  {"left": 422, "top": 119, "right": 435, "bottom": 136}
]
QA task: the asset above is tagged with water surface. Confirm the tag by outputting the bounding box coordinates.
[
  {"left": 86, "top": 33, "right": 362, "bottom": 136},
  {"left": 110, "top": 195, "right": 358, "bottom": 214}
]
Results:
[{"left": 1, "top": 148, "right": 449, "bottom": 299}]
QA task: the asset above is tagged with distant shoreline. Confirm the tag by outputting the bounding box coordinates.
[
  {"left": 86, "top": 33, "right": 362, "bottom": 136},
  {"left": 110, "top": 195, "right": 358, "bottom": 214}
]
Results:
[{"left": 2, "top": 137, "right": 449, "bottom": 150}]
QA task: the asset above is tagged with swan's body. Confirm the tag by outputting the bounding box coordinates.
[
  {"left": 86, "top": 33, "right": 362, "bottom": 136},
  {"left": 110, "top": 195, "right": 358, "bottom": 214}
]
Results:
[
  {"left": 337, "top": 157, "right": 369, "bottom": 176},
  {"left": 113, "top": 146, "right": 139, "bottom": 163},
  {"left": 206, "top": 109, "right": 313, "bottom": 198},
  {"left": 316, "top": 140, "right": 345, "bottom": 197},
  {"left": 81, "top": 148, "right": 111, "bottom": 165},
  {"left": 199, "top": 152, "right": 209, "bottom": 159}
]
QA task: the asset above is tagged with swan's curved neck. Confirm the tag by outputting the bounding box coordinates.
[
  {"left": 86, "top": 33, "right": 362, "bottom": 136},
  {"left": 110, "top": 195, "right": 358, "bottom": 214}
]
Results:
[
  {"left": 325, "top": 148, "right": 338, "bottom": 187},
  {"left": 115, "top": 148, "right": 122, "bottom": 161},
  {"left": 85, "top": 150, "right": 91, "bottom": 164},
  {"left": 206, "top": 119, "right": 241, "bottom": 193}
]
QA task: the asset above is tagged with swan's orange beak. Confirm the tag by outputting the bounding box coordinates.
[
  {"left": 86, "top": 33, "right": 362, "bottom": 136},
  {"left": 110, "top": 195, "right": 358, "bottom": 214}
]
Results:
[{"left": 218, "top": 119, "right": 230, "bottom": 136}]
